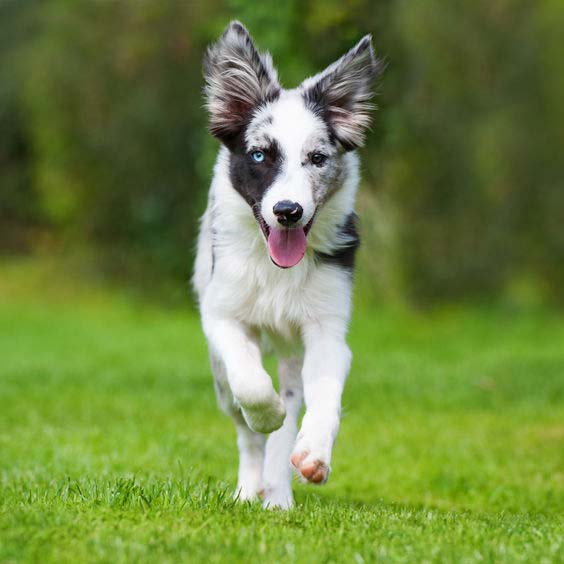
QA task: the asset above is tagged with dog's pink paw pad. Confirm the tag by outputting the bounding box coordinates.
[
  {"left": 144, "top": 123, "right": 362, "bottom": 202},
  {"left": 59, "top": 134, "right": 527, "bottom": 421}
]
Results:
[
  {"left": 290, "top": 451, "right": 307, "bottom": 468},
  {"left": 291, "top": 452, "right": 330, "bottom": 484}
]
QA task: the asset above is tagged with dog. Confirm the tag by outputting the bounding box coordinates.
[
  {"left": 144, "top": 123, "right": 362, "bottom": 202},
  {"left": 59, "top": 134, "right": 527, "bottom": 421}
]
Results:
[{"left": 193, "top": 21, "right": 382, "bottom": 509}]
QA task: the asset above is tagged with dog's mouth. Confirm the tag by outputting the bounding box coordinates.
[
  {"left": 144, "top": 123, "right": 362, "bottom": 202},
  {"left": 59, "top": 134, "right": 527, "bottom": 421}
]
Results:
[{"left": 254, "top": 207, "right": 315, "bottom": 269}]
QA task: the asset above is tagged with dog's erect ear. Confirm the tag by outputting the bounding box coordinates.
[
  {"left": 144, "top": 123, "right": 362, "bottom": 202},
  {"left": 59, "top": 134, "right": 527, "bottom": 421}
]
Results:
[
  {"left": 301, "top": 35, "right": 383, "bottom": 151},
  {"left": 203, "top": 21, "right": 281, "bottom": 143}
]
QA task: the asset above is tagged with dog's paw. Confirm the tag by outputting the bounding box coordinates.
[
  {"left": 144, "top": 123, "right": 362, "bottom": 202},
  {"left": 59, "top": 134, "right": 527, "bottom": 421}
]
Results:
[
  {"left": 234, "top": 485, "right": 261, "bottom": 503},
  {"left": 261, "top": 486, "right": 294, "bottom": 510},
  {"left": 240, "top": 394, "right": 286, "bottom": 434},
  {"left": 290, "top": 435, "right": 331, "bottom": 485},
  {"left": 290, "top": 451, "right": 330, "bottom": 484}
]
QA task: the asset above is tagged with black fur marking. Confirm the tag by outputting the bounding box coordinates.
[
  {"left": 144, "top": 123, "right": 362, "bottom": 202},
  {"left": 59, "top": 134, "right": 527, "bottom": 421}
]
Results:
[
  {"left": 252, "top": 113, "right": 273, "bottom": 130},
  {"left": 229, "top": 132, "right": 284, "bottom": 208},
  {"left": 303, "top": 88, "right": 341, "bottom": 148},
  {"left": 315, "top": 213, "right": 360, "bottom": 270}
]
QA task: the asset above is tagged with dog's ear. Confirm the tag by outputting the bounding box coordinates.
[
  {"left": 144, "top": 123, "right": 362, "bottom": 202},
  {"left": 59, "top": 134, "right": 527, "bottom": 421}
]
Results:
[
  {"left": 203, "top": 21, "right": 281, "bottom": 143},
  {"left": 301, "top": 35, "right": 383, "bottom": 151}
]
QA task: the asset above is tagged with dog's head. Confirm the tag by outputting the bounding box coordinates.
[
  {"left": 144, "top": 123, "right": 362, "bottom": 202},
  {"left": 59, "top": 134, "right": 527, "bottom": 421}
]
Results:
[{"left": 203, "top": 21, "right": 382, "bottom": 268}]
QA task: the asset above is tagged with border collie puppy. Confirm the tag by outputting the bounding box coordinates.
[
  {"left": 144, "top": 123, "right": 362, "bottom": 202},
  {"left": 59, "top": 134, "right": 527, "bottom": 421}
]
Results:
[{"left": 194, "top": 21, "right": 382, "bottom": 508}]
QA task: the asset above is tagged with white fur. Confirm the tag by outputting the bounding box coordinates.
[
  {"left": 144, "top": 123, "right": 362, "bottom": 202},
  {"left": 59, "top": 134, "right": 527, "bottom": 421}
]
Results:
[{"left": 195, "top": 26, "right": 376, "bottom": 508}]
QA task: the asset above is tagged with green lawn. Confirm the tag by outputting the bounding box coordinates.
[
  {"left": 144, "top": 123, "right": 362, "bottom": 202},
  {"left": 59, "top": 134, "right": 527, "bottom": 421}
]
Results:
[{"left": 0, "top": 260, "right": 563, "bottom": 563}]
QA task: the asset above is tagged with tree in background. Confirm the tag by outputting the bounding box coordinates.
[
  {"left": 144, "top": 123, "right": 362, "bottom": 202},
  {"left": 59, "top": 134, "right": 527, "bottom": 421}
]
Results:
[
  {"left": 0, "top": 1, "right": 41, "bottom": 252},
  {"left": 383, "top": 0, "right": 564, "bottom": 304},
  {"left": 1, "top": 0, "right": 563, "bottom": 305},
  {"left": 23, "top": 1, "right": 220, "bottom": 285}
]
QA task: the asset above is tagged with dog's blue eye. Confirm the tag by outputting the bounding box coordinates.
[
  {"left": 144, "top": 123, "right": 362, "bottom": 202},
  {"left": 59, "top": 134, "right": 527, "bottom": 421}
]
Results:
[{"left": 251, "top": 150, "right": 265, "bottom": 163}]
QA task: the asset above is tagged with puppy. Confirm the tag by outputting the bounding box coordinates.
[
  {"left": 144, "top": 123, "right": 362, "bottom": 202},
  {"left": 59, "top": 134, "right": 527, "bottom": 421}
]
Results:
[{"left": 194, "top": 21, "right": 382, "bottom": 508}]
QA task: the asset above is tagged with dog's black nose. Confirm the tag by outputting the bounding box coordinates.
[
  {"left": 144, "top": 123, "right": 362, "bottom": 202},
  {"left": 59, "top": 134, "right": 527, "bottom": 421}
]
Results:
[{"left": 273, "top": 200, "right": 303, "bottom": 226}]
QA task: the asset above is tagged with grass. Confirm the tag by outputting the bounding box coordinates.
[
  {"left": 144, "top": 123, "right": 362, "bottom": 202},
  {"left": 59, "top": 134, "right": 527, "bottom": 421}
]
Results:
[{"left": 0, "top": 258, "right": 563, "bottom": 563}]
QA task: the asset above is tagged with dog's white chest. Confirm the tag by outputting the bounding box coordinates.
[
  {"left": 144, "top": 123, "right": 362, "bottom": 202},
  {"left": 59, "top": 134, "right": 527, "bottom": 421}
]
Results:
[{"left": 223, "top": 247, "right": 315, "bottom": 339}]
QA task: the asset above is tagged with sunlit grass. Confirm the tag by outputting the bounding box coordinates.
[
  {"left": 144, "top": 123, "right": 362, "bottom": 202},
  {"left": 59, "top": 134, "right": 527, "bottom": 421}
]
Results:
[{"left": 0, "top": 258, "right": 563, "bottom": 562}]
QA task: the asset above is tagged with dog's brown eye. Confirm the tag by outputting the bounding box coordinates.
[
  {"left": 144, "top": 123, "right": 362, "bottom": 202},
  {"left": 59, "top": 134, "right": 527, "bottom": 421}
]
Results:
[{"left": 310, "top": 153, "right": 327, "bottom": 166}]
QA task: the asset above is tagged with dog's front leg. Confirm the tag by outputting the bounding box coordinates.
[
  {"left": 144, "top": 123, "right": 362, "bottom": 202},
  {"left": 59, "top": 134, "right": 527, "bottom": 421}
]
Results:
[
  {"left": 291, "top": 319, "right": 352, "bottom": 484},
  {"left": 203, "top": 313, "right": 286, "bottom": 434}
]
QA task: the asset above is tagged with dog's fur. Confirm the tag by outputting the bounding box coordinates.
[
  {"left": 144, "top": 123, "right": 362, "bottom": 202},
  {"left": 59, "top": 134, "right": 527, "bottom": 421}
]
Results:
[{"left": 193, "top": 21, "right": 382, "bottom": 508}]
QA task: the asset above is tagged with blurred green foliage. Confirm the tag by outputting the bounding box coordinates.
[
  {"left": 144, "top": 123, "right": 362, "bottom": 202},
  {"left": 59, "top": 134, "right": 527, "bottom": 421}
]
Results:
[{"left": 1, "top": 0, "right": 563, "bottom": 304}]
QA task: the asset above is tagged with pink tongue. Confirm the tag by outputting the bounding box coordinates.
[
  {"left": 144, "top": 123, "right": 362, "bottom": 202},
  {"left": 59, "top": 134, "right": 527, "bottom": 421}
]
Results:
[{"left": 268, "top": 227, "right": 307, "bottom": 268}]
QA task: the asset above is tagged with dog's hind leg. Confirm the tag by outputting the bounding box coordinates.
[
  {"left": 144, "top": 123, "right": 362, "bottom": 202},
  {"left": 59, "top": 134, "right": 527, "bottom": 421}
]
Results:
[
  {"left": 210, "top": 353, "right": 266, "bottom": 501},
  {"left": 262, "top": 357, "right": 303, "bottom": 509},
  {"left": 234, "top": 421, "right": 266, "bottom": 501}
]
